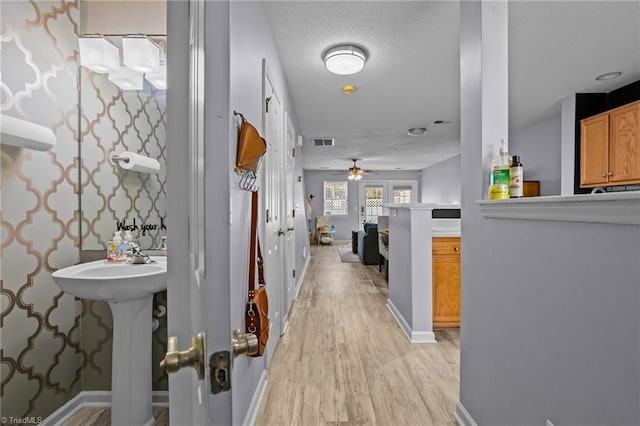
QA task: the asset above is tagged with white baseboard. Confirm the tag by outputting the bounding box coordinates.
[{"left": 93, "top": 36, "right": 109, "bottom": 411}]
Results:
[
  {"left": 454, "top": 401, "right": 478, "bottom": 426},
  {"left": 43, "top": 391, "right": 169, "bottom": 426},
  {"left": 386, "top": 299, "right": 436, "bottom": 344},
  {"left": 294, "top": 255, "right": 310, "bottom": 300},
  {"left": 242, "top": 370, "right": 268, "bottom": 426}
]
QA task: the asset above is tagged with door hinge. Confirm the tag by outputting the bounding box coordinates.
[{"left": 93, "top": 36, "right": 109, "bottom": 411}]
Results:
[
  {"left": 265, "top": 96, "right": 272, "bottom": 113},
  {"left": 293, "top": 269, "right": 296, "bottom": 278},
  {"left": 266, "top": 208, "right": 270, "bottom": 222},
  {"left": 292, "top": 209, "right": 295, "bottom": 218},
  {"left": 292, "top": 148, "right": 296, "bottom": 158},
  {"left": 210, "top": 351, "right": 231, "bottom": 394}
]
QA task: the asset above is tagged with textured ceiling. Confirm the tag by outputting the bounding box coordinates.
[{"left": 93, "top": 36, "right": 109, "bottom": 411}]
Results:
[{"left": 263, "top": 1, "right": 640, "bottom": 172}]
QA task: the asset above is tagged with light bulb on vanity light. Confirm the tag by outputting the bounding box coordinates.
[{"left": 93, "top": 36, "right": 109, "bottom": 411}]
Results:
[
  {"left": 108, "top": 66, "right": 144, "bottom": 91},
  {"left": 122, "top": 37, "right": 160, "bottom": 73},
  {"left": 145, "top": 63, "right": 167, "bottom": 90},
  {"left": 79, "top": 37, "right": 120, "bottom": 74}
]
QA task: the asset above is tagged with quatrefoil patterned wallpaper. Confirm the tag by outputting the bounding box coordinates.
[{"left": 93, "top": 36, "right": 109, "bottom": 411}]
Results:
[{"left": 1, "top": 1, "right": 167, "bottom": 421}]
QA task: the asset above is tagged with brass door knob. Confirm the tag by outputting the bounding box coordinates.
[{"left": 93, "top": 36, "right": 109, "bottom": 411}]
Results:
[
  {"left": 278, "top": 228, "right": 287, "bottom": 236},
  {"left": 232, "top": 329, "right": 258, "bottom": 357},
  {"left": 160, "top": 333, "right": 205, "bottom": 379}
]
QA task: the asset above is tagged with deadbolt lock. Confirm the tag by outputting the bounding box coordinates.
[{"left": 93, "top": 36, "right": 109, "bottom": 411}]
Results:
[{"left": 160, "top": 333, "right": 205, "bottom": 380}]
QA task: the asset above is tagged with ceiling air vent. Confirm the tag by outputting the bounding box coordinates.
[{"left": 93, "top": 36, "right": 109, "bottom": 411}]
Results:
[{"left": 312, "top": 137, "right": 335, "bottom": 147}]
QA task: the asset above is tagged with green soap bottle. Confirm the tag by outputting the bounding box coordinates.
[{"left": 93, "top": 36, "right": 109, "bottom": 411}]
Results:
[{"left": 488, "top": 139, "right": 511, "bottom": 200}]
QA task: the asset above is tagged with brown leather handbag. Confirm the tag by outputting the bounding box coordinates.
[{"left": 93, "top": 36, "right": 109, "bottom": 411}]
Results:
[
  {"left": 246, "top": 190, "right": 269, "bottom": 356},
  {"left": 236, "top": 115, "right": 267, "bottom": 173}
]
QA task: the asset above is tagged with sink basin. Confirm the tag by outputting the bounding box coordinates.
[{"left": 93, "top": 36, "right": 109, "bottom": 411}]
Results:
[
  {"left": 52, "top": 256, "right": 167, "bottom": 302},
  {"left": 52, "top": 256, "right": 167, "bottom": 426}
]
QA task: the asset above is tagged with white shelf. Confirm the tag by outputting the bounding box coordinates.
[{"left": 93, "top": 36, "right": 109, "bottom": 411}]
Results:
[{"left": 477, "top": 192, "right": 640, "bottom": 225}]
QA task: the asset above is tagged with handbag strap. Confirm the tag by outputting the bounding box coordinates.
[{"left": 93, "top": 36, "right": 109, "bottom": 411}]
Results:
[{"left": 248, "top": 190, "right": 258, "bottom": 295}]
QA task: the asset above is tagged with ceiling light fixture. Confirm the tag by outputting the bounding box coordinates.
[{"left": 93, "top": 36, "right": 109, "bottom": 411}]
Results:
[
  {"left": 122, "top": 36, "right": 160, "bottom": 73},
  {"left": 407, "top": 127, "right": 427, "bottom": 136},
  {"left": 595, "top": 71, "right": 622, "bottom": 81},
  {"left": 78, "top": 37, "right": 120, "bottom": 74},
  {"left": 323, "top": 44, "right": 367, "bottom": 75}
]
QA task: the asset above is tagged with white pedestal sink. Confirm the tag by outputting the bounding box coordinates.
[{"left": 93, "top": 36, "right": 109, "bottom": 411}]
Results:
[{"left": 52, "top": 257, "right": 167, "bottom": 426}]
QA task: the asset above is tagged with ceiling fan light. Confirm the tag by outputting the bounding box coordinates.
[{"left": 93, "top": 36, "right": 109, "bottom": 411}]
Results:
[
  {"left": 79, "top": 37, "right": 120, "bottom": 74},
  {"left": 123, "top": 37, "right": 160, "bottom": 73},
  {"left": 324, "top": 45, "right": 367, "bottom": 75}
]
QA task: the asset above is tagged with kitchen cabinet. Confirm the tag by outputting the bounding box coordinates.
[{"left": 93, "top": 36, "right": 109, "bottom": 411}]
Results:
[
  {"left": 432, "top": 237, "right": 461, "bottom": 329},
  {"left": 581, "top": 101, "right": 640, "bottom": 187}
]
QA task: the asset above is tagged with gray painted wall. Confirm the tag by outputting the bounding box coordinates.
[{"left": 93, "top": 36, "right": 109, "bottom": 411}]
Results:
[
  {"left": 303, "top": 170, "right": 421, "bottom": 241},
  {"left": 459, "top": 2, "right": 640, "bottom": 425},
  {"left": 420, "top": 154, "right": 461, "bottom": 204},
  {"left": 228, "top": 2, "right": 304, "bottom": 423},
  {"left": 509, "top": 113, "right": 562, "bottom": 196}
]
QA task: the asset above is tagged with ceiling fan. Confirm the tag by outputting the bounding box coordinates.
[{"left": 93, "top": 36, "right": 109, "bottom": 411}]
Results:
[{"left": 333, "top": 158, "right": 372, "bottom": 180}]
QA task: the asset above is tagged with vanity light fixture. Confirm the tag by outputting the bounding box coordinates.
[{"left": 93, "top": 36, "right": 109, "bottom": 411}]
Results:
[
  {"left": 323, "top": 44, "right": 367, "bottom": 75},
  {"left": 108, "top": 66, "right": 144, "bottom": 91},
  {"left": 78, "top": 37, "right": 120, "bottom": 74},
  {"left": 145, "top": 63, "right": 167, "bottom": 89},
  {"left": 122, "top": 36, "right": 160, "bottom": 73}
]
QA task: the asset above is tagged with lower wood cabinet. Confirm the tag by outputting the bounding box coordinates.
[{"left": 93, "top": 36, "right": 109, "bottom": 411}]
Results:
[{"left": 432, "top": 237, "right": 461, "bottom": 329}]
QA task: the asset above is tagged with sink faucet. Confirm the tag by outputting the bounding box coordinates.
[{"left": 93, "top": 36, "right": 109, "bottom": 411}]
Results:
[{"left": 127, "top": 242, "right": 155, "bottom": 264}]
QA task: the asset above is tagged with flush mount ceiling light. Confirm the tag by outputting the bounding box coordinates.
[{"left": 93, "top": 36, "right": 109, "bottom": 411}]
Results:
[
  {"left": 108, "top": 66, "right": 144, "bottom": 91},
  {"left": 78, "top": 37, "right": 120, "bottom": 74},
  {"left": 595, "top": 71, "right": 622, "bottom": 81},
  {"left": 407, "top": 127, "right": 427, "bottom": 136},
  {"left": 323, "top": 44, "right": 367, "bottom": 75},
  {"left": 122, "top": 37, "right": 160, "bottom": 73},
  {"left": 145, "top": 63, "right": 167, "bottom": 89}
]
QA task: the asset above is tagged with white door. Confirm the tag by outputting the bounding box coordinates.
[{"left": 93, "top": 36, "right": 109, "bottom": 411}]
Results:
[
  {"left": 282, "top": 112, "right": 296, "bottom": 326},
  {"left": 167, "top": 0, "right": 210, "bottom": 423},
  {"left": 360, "top": 181, "right": 387, "bottom": 225},
  {"left": 263, "top": 62, "right": 284, "bottom": 364}
]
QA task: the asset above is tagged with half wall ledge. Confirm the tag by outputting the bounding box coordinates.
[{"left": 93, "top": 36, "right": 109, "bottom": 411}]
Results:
[{"left": 477, "top": 192, "right": 640, "bottom": 225}]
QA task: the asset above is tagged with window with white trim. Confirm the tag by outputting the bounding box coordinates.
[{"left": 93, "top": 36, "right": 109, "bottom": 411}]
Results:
[{"left": 323, "top": 181, "right": 348, "bottom": 216}]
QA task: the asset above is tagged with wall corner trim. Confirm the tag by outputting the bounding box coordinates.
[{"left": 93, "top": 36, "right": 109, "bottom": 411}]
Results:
[
  {"left": 477, "top": 192, "right": 640, "bottom": 225},
  {"left": 454, "top": 402, "right": 479, "bottom": 426},
  {"left": 242, "top": 370, "right": 268, "bottom": 426},
  {"left": 387, "top": 299, "right": 437, "bottom": 344}
]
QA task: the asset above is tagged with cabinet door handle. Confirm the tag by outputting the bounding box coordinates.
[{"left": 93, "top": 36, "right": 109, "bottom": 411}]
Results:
[
  {"left": 608, "top": 172, "right": 613, "bottom": 176},
  {"left": 454, "top": 247, "right": 459, "bottom": 252},
  {"left": 601, "top": 173, "right": 607, "bottom": 177}
]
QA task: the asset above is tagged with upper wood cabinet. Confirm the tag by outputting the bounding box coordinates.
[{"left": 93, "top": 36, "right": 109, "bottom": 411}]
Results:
[{"left": 580, "top": 101, "right": 640, "bottom": 188}]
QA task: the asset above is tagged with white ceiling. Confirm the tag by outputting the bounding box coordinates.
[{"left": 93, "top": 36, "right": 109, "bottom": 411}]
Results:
[{"left": 263, "top": 1, "right": 640, "bottom": 172}]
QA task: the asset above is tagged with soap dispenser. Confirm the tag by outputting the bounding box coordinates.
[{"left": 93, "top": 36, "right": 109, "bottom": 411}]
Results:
[{"left": 107, "top": 231, "right": 126, "bottom": 262}]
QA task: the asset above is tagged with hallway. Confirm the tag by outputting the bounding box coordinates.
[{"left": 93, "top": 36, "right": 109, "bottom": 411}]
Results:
[{"left": 255, "top": 244, "right": 460, "bottom": 425}]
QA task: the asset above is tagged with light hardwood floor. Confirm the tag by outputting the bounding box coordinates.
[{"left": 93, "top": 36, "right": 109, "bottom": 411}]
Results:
[
  {"left": 62, "top": 244, "right": 459, "bottom": 425},
  {"left": 62, "top": 407, "right": 168, "bottom": 425},
  {"left": 255, "top": 243, "right": 460, "bottom": 425}
]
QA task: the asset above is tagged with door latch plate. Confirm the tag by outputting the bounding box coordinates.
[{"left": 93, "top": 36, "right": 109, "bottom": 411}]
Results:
[{"left": 210, "top": 351, "right": 231, "bottom": 394}]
